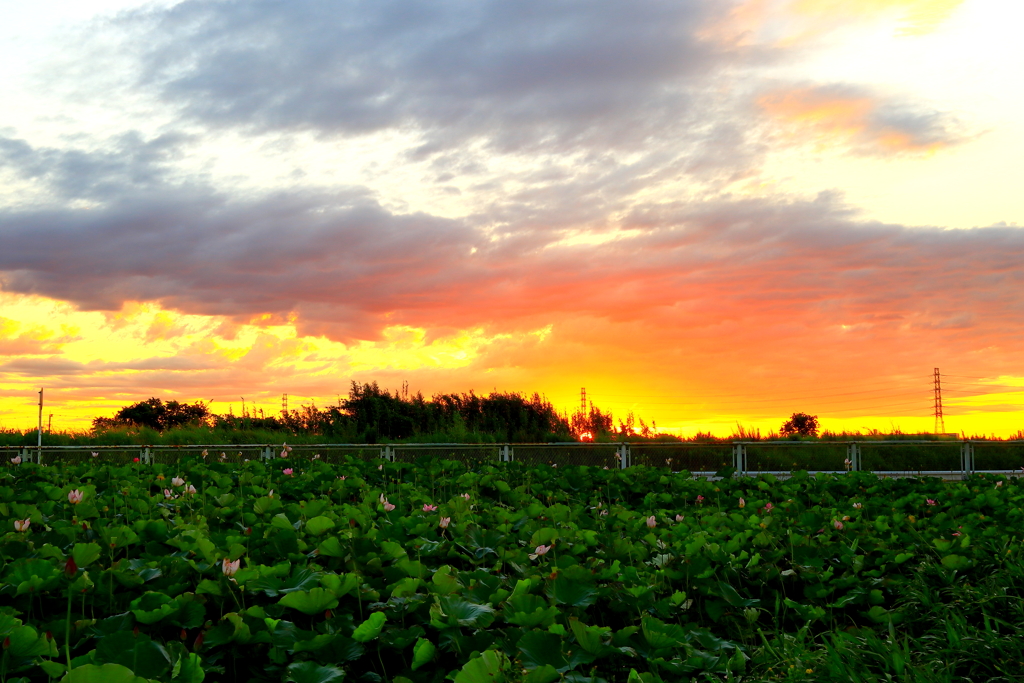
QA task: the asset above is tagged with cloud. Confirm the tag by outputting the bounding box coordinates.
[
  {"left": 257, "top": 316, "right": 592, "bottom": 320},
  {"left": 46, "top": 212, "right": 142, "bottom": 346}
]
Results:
[
  {"left": 116, "top": 0, "right": 755, "bottom": 157},
  {"left": 3, "top": 169, "right": 1023, "bottom": 348},
  {"left": 0, "top": 132, "right": 193, "bottom": 201},
  {"left": 757, "top": 85, "right": 968, "bottom": 155}
]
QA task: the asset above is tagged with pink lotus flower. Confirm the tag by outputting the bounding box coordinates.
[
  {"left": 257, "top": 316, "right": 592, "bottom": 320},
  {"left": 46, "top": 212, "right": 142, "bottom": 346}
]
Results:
[
  {"left": 423, "top": 504, "right": 437, "bottom": 512},
  {"left": 172, "top": 477, "right": 185, "bottom": 487},
  {"left": 379, "top": 493, "right": 388, "bottom": 503},
  {"left": 383, "top": 501, "right": 396, "bottom": 512},
  {"left": 675, "top": 514, "right": 684, "bottom": 522},
  {"left": 852, "top": 502, "right": 862, "bottom": 509},
  {"left": 267, "top": 489, "right": 274, "bottom": 498},
  {"left": 529, "top": 544, "right": 552, "bottom": 560},
  {"left": 68, "top": 490, "right": 83, "bottom": 505},
  {"left": 461, "top": 493, "right": 471, "bottom": 501},
  {"left": 696, "top": 495, "right": 704, "bottom": 504},
  {"left": 378, "top": 464, "right": 383, "bottom": 470},
  {"left": 646, "top": 515, "right": 657, "bottom": 528},
  {"left": 14, "top": 518, "right": 30, "bottom": 532},
  {"left": 184, "top": 484, "right": 197, "bottom": 495},
  {"left": 313, "top": 453, "right": 321, "bottom": 460},
  {"left": 833, "top": 520, "right": 844, "bottom": 530},
  {"left": 10, "top": 456, "right": 22, "bottom": 464},
  {"left": 439, "top": 517, "right": 451, "bottom": 528},
  {"left": 600, "top": 509, "right": 608, "bottom": 516},
  {"left": 201, "top": 450, "right": 208, "bottom": 457},
  {"left": 222, "top": 558, "right": 240, "bottom": 576},
  {"left": 996, "top": 481, "right": 1003, "bottom": 488},
  {"left": 738, "top": 498, "right": 746, "bottom": 509},
  {"left": 339, "top": 475, "right": 347, "bottom": 480},
  {"left": 91, "top": 452, "right": 98, "bottom": 458},
  {"left": 926, "top": 499, "right": 937, "bottom": 506},
  {"left": 283, "top": 468, "right": 294, "bottom": 475},
  {"left": 764, "top": 502, "right": 774, "bottom": 513},
  {"left": 163, "top": 489, "right": 175, "bottom": 499},
  {"left": 133, "top": 457, "right": 140, "bottom": 463}
]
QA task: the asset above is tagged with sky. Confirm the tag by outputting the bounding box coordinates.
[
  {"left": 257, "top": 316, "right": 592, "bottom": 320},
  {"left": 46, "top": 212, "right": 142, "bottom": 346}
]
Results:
[{"left": 1, "top": 0, "right": 1023, "bottom": 437}]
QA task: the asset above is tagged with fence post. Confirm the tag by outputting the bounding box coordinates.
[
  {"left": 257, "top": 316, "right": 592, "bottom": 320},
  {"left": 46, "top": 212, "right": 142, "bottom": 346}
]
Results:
[
  {"left": 20, "top": 447, "right": 31, "bottom": 464},
  {"left": 380, "top": 446, "right": 395, "bottom": 462},
  {"left": 140, "top": 447, "right": 152, "bottom": 465},
  {"left": 732, "top": 444, "right": 746, "bottom": 476},
  {"left": 961, "top": 441, "right": 974, "bottom": 477},
  {"left": 499, "top": 444, "right": 513, "bottom": 463},
  {"left": 261, "top": 446, "right": 273, "bottom": 462},
  {"left": 617, "top": 443, "right": 630, "bottom": 469},
  {"left": 846, "top": 443, "right": 861, "bottom": 472}
]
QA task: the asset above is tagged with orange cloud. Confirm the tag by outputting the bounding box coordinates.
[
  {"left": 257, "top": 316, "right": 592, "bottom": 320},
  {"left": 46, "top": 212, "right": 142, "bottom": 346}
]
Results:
[
  {"left": 792, "top": 0, "right": 964, "bottom": 35},
  {"left": 758, "top": 86, "right": 960, "bottom": 155},
  {"left": 712, "top": 0, "right": 964, "bottom": 47}
]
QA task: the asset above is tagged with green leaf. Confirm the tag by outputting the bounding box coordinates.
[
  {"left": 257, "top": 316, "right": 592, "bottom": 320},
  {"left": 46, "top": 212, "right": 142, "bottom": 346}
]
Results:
[
  {"left": 40, "top": 660, "right": 67, "bottom": 678},
  {"left": 62, "top": 663, "right": 152, "bottom": 683},
  {"left": 174, "top": 652, "right": 205, "bottom": 683},
  {"left": 530, "top": 528, "right": 560, "bottom": 546},
  {"left": 547, "top": 576, "right": 598, "bottom": 608},
  {"left": 411, "top": 638, "right": 437, "bottom": 670},
  {"left": 8, "top": 625, "right": 58, "bottom": 658},
  {"left": 285, "top": 662, "right": 345, "bottom": 683},
  {"left": 641, "top": 617, "right": 687, "bottom": 650},
  {"left": 433, "top": 597, "right": 496, "bottom": 628},
  {"left": 454, "top": 650, "right": 511, "bottom": 683},
  {"left": 305, "top": 516, "right": 336, "bottom": 536},
  {"left": 518, "top": 631, "right": 569, "bottom": 672},
  {"left": 524, "top": 665, "right": 560, "bottom": 683},
  {"left": 72, "top": 542, "right": 103, "bottom": 568},
  {"left": 569, "top": 618, "right": 611, "bottom": 655},
  {"left": 279, "top": 587, "right": 339, "bottom": 615},
  {"left": 94, "top": 631, "right": 172, "bottom": 679},
  {"left": 941, "top": 554, "right": 970, "bottom": 570},
  {"left": 352, "top": 612, "right": 387, "bottom": 642},
  {"left": 321, "top": 572, "right": 361, "bottom": 597},
  {"left": 317, "top": 537, "right": 345, "bottom": 558}
]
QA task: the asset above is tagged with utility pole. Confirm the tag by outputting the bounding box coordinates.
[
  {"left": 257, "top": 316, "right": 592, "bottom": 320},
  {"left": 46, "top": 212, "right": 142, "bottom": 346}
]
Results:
[
  {"left": 933, "top": 368, "right": 945, "bottom": 434},
  {"left": 47, "top": 414, "right": 53, "bottom": 433},
  {"left": 281, "top": 393, "right": 288, "bottom": 416},
  {"left": 37, "top": 388, "right": 44, "bottom": 461}
]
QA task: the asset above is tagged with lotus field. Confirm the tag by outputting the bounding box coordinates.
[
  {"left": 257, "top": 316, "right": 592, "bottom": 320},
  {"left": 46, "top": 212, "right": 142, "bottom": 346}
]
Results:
[{"left": 3, "top": 456, "right": 1024, "bottom": 683}]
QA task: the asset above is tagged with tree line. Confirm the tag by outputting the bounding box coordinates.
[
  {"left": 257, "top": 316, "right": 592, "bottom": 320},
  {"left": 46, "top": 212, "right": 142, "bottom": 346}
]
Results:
[{"left": 90, "top": 382, "right": 654, "bottom": 443}]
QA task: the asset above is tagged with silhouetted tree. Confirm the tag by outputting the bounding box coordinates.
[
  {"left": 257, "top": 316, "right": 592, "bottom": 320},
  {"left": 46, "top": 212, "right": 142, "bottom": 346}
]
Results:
[
  {"left": 780, "top": 412, "right": 820, "bottom": 437},
  {"left": 93, "top": 397, "right": 211, "bottom": 431}
]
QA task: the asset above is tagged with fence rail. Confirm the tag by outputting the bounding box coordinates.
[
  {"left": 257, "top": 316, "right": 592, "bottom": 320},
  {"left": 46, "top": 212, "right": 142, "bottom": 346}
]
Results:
[{"left": 4, "top": 440, "right": 1024, "bottom": 479}]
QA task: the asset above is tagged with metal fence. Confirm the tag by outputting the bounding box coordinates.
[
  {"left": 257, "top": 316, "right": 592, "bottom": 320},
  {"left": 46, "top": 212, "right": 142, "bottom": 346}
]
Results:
[{"left": 3, "top": 440, "right": 1023, "bottom": 479}]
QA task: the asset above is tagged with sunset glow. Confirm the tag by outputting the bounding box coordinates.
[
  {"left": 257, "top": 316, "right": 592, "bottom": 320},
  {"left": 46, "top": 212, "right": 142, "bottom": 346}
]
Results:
[{"left": 1, "top": 0, "right": 1022, "bottom": 437}]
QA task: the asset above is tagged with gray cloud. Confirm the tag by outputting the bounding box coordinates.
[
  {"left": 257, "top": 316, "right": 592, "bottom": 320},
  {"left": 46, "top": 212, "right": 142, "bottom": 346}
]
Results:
[
  {"left": 124, "top": 0, "right": 749, "bottom": 156},
  {"left": 2, "top": 166, "right": 1023, "bottom": 344},
  {"left": 0, "top": 132, "right": 192, "bottom": 201}
]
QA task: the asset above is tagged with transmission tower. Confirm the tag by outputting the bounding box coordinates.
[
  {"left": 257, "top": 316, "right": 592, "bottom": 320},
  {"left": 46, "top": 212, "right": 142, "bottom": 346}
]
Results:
[
  {"left": 933, "top": 368, "right": 945, "bottom": 434},
  {"left": 281, "top": 393, "right": 288, "bottom": 416},
  {"left": 580, "top": 387, "right": 587, "bottom": 415}
]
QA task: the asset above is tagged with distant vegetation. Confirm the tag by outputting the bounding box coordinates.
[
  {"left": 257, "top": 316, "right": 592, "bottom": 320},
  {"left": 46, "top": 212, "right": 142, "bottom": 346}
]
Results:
[{"left": 0, "top": 384, "right": 1020, "bottom": 446}]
